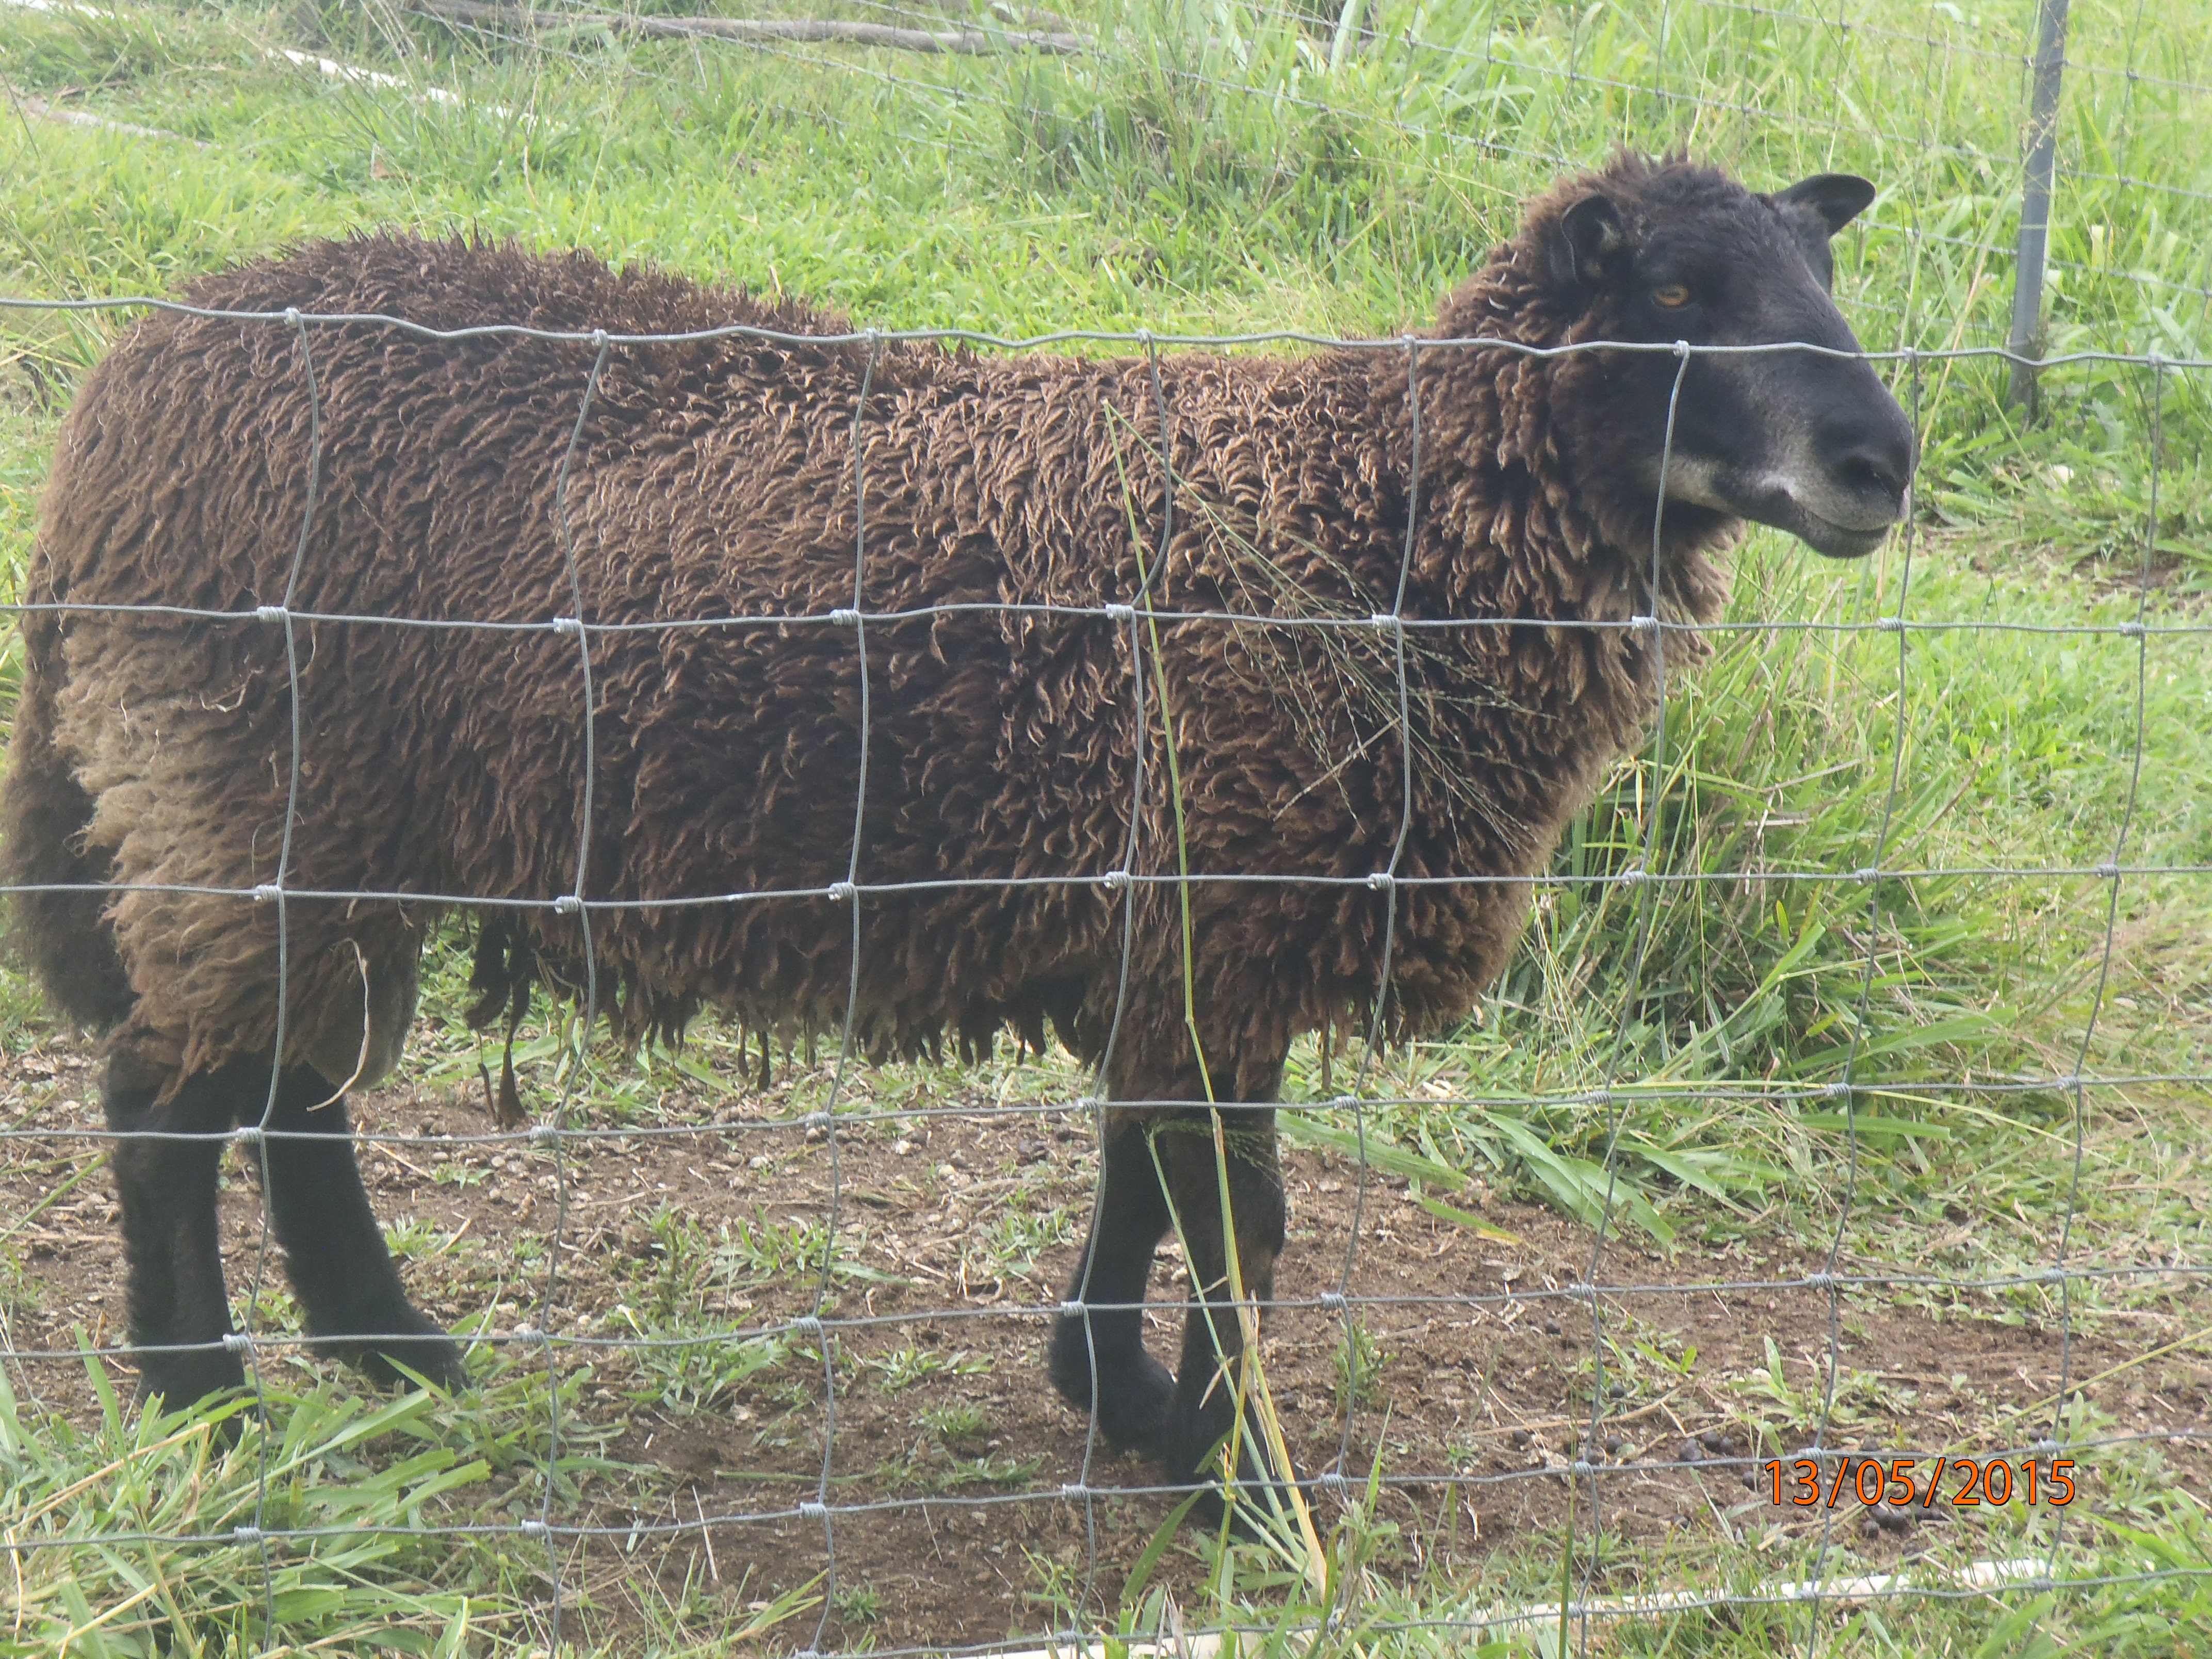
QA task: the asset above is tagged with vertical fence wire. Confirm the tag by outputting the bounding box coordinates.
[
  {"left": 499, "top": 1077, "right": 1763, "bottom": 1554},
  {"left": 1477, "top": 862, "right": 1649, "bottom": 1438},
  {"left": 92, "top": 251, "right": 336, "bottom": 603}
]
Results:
[
  {"left": 1570, "top": 341, "right": 1690, "bottom": 1656},
  {"left": 1799, "top": 345, "right": 1923, "bottom": 1655},
  {"left": 537, "top": 327, "right": 613, "bottom": 1652},
  {"left": 2040, "top": 349, "right": 2165, "bottom": 1602},
  {"left": 234, "top": 300, "right": 328, "bottom": 1654},
  {"left": 1327, "top": 334, "right": 1426, "bottom": 1516}
]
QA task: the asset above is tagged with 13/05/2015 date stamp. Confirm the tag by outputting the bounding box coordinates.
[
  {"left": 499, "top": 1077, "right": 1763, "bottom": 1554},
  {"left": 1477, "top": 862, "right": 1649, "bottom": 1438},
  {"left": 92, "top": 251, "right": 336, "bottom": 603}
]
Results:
[{"left": 1763, "top": 1457, "right": 2077, "bottom": 1509}]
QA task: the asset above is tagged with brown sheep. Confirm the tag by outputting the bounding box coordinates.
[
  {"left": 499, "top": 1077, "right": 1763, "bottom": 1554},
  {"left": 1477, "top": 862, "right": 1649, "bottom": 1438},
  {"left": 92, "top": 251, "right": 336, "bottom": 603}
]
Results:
[{"left": 2, "top": 153, "right": 1912, "bottom": 1516}]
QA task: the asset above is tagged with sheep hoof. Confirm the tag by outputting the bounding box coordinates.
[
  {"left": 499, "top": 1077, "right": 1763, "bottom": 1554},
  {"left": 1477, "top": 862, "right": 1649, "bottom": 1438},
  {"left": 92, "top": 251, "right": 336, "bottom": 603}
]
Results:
[
  {"left": 133, "top": 1348, "right": 249, "bottom": 1414},
  {"left": 341, "top": 1308, "right": 469, "bottom": 1395},
  {"left": 1048, "top": 1331, "right": 1174, "bottom": 1454}
]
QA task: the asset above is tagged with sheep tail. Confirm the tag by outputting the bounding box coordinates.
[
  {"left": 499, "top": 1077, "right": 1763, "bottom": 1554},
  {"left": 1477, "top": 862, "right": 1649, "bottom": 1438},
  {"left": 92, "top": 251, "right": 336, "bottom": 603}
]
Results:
[
  {"left": 0, "top": 615, "right": 135, "bottom": 1030},
  {"left": 466, "top": 916, "right": 536, "bottom": 1128}
]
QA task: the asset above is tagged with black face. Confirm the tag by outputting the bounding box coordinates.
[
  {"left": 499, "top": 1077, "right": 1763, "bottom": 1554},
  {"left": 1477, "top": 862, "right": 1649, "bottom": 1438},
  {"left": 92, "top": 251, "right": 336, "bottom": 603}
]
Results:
[{"left": 1549, "top": 171, "right": 1916, "bottom": 558}]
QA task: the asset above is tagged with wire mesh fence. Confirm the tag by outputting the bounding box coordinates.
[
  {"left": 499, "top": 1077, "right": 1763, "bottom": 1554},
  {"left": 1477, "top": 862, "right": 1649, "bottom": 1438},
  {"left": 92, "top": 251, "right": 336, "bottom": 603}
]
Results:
[{"left": 0, "top": 2, "right": 2206, "bottom": 1656}]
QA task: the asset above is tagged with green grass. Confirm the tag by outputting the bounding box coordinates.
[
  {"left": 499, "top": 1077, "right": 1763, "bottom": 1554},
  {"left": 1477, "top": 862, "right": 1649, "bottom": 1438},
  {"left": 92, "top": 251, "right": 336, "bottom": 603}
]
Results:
[{"left": 1, "top": 0, "right": 2208, "bottom": 1653}]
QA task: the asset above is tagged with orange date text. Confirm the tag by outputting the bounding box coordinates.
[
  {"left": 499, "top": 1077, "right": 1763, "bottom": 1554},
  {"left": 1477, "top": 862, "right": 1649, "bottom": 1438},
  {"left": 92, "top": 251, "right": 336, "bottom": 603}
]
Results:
[{"left": 1760, "top": 1457, "right": 2075, "bottom": 1508}]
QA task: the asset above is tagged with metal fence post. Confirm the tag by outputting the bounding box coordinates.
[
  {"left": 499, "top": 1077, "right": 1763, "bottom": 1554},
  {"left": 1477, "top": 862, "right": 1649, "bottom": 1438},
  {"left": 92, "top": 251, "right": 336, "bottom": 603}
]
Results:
[{"left": 2007, "top": 0, "right": 2069, "bottom": 414}]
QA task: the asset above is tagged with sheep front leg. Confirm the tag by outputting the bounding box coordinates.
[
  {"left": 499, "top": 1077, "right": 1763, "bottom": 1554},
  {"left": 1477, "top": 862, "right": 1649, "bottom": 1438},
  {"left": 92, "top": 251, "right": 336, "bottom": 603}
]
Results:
[
  {"left": 1154, "top": 1109, "right": 1294, "bottom": 1520},
  {"left": 265, "top": 1068, "right": 467, "bottom": 1393},
  {"left": 1048, "top": 1112, "right": 1177, "bottom": 1453},
  {"left": 103, "top": 1052, "right": 249, "bottom": 1406}
]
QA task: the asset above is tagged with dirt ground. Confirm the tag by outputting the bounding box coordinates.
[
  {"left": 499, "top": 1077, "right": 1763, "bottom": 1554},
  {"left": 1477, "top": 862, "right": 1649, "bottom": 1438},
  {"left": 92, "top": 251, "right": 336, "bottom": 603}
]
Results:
[{"left": 4, "top": 1032, "right": 2209, "bottom": 1652}]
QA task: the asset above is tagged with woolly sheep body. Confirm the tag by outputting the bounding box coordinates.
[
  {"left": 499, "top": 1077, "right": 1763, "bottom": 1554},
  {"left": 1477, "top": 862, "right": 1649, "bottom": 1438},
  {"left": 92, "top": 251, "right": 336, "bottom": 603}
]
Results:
[{"left": 2, "top": 155, "right": 1912, "bottom": 1508}]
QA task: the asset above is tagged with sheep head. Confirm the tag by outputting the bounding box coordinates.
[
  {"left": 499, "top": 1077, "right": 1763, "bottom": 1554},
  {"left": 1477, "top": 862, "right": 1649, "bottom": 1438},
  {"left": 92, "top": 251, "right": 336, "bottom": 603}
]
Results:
[{"left": 1512, "top": 155, "right": 1916, "bottom": 562}]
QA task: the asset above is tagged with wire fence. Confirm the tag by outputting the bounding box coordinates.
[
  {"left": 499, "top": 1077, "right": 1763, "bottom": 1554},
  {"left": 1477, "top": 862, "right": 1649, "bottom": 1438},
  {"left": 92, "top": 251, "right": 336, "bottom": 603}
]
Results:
[{"left": 0, "top": 2, "right": 2207, "bottom": 1656}]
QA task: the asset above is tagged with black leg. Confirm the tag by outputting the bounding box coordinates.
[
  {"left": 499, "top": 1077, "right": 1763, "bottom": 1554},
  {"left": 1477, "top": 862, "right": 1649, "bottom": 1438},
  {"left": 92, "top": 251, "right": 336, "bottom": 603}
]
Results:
[
  {"left": 264, "top": 1067, "right": 467, "bottom": 1392},
  {"left": 105, "top": 1052, "right": 248, "bottom": 1406},
  {"left": 1049, "top": 1113, "right": 1176, "bottom": 1453},
  {"left": 1156, "top": 1111, "right": 1291, "bottom": 1515}
]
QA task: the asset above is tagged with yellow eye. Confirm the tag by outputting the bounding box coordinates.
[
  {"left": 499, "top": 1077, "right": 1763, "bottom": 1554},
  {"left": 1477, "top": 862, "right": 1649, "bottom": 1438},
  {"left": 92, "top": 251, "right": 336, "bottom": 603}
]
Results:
[{"left": 1652, "top": 283, "right": 1692, "bottom": 308}]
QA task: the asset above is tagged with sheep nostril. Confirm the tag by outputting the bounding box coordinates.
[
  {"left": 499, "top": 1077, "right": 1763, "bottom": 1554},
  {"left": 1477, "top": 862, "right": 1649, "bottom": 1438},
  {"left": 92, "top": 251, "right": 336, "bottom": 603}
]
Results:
[{"left": 1835, "top": 449, "right": 1906, "bottom": 505}]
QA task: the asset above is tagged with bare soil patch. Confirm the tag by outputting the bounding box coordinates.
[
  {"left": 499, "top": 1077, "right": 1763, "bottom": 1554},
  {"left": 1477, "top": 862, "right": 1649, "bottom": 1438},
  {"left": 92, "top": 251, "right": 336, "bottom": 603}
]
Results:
[{"left": 4, "top": 1032, "right": 2208, "bottom": 1651}]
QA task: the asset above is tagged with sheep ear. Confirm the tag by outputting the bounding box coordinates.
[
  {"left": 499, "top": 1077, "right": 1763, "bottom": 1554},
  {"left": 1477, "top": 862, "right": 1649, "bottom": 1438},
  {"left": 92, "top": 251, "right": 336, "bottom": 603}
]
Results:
[
  {"left": 1549, "top": 196, "right": 1630, "bottom": 293},
  {"left": 1775, "top": 174, "right": 1877, "bottom": 237}
]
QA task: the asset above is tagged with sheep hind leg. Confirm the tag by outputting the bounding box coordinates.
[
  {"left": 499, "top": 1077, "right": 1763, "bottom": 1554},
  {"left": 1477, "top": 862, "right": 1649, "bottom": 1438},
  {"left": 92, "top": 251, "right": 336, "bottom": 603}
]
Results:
[
  {"left": 1048, "top": 1115, "right": 1176, "bottom": 1453},
  {"left": 1155, "top": 1109, "right": 1295, "bottom": 1528},
  {"left": 104, "top": 1052, "right": 249, "bottom": 1408},
  {"left": 263, "top": 1067, "right": 467, "bottom": 1393}
]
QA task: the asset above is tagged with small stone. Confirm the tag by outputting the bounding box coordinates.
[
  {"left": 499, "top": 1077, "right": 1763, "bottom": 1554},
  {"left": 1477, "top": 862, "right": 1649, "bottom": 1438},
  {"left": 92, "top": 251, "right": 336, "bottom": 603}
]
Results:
[
  {"left": 1876, "top": 1503, "right": 1913, "bottom": 1534},
  {"left": 1510, "top": 1428, "right": 1532, "bottom": 1448},
  {"left": 1606, "top": 1380, "right": 1627, "bottom": 1397},
  {"left": 1604, "top": 1436, "right": 1627, "bottom": 1456},
  {"left": 935, "top": 1163, "right": 960, "bottom": 1181},
  {"left": 1018, "top": 1140, "right": 1049, "bottom": 1163},
  {"left": 1700, "top": 1430, "right": 1732, "bottom": 1453},
  {"left": 1542, "top": 1320, "right": 1562, "bottom": 1336},
  {"left": 1742, "top": 1471, "right": 1759, "bottom": 1490},
  {"left": 747, "top": 1154, "right": 771, "bottom": 1170},
  {"left": 1680, "top": 1439, "right": 1703, "bottom": 1463},
  {"left": 1860, "top": 1515, "right": 1881, "bottom": 1539}
]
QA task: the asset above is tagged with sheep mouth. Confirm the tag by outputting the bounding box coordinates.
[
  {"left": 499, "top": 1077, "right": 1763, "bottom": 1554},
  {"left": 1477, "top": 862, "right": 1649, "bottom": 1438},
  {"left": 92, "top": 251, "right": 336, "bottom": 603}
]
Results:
[{"left": 1748, "top": 491, "right": 1899, "bottom": 560}]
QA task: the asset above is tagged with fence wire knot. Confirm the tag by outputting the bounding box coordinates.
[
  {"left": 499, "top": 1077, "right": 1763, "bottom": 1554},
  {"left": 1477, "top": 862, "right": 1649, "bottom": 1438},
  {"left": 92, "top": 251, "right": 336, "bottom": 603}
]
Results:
[
  {"left": 1059, "top": 1482, "right": 1087, "bottom": 1501},
  {"left": 2095, "top": 860, "right": 2122, "bottom": 879},
  {"left": 829, "top": 607, "right": 861, "bottom": 627},
  {"left": 800, "top": 1501, "right": 828, "bottom": 1522},
  {"left": 1571, "top": 1459, "right": 1596, "bottom": 1479},
  {"left": 1100, "top": 869, "right": 1131, "bottom": 890},
  {"left": 1877, "top": 615, "right": 1905, "bottom": 632},
  {"left": 232, "top": 1125, "right": 262, "bottom": 1150},
  {"left": 1823, "top": 1081, "right": 1851, "bottom": 1100},
  {"left": 1629, "top": 613, "right": 1658, "bottom": 634},
  {"left": 1368, "top": 611, "right": 1400, "bottom": 629},
  {"left": 826, "top": 880, "right": 856, "bottom": 902},
  {"left": 222, "top": 1331, "right": 254, "bottom": 1355},
  {"left": 520, "top": 1518, "right": 551, "bottom": 1540},
  {"left": 1365, "top": 871, "right": 1395, "bottom": 892},
  {"left": 254, "top": 604, "right": 286, "bottom": 623},
  {"left": 1103, "top": 602, "right": 1135, "bottom": 623},
  {"left": 528, "top": 1123, "right": 558, "bottom": 1146},
  {"left": 794, "top": 1314, "right": 825, "bottom": 1339},
  {"left": 252, "top": 884, "right": 281, "bottom": 904},
  {"left": 1806, "top": 1271, "right": 1838, "bottom": 1292},
  {"left": 551, "top": 616, "right": 582, "bottom": 637},
  {"left": 232, "top": 1523, "right": 264, "bottom": 1545},
  {"left": 1319, "top": 1291, "right": 1347, "bottom": 1312},
  {"left": 552, "top": 894, "right": 582, "bottom": 915}
]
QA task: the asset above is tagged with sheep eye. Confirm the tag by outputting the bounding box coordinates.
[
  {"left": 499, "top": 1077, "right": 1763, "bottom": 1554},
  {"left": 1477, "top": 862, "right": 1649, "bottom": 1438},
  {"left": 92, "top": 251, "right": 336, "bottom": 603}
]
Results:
[{"left": 1651, "top": 283, "right": 1692, "bottom": 308}]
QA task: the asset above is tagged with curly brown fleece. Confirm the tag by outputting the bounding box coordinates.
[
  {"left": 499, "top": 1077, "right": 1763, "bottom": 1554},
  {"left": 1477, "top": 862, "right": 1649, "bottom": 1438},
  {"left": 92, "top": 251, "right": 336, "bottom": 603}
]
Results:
[{"left": 4, "top": 155, "right": 1735, "bottom": 1103}]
